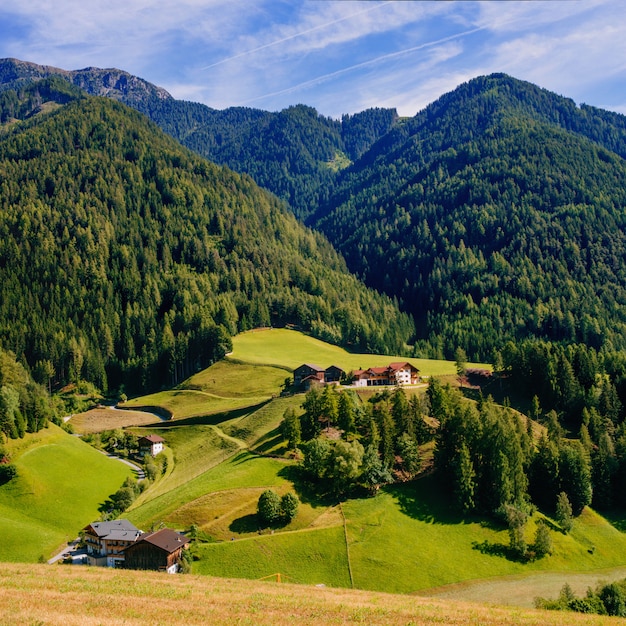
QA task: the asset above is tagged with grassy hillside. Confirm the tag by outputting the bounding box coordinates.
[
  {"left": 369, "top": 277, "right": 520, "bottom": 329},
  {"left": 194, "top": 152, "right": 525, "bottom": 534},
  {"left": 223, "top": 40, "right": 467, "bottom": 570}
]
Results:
[
  {"left": 0, "top": 424, "right": 133, "bottom": 561},
  {"left": 1, "top": 563, "right": 624, "bottom": 626},
  {"left": 228, "top": 328, "right": 488, "bottom": 375}
]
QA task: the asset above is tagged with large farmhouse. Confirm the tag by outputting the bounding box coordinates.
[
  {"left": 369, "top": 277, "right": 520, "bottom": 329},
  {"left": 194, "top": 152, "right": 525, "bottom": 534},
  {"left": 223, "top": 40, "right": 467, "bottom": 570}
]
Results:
[
  {"left": 351, "top": 362, "right": 421, "bottom": 387},
  {"left": 82, "top": 519, "right": 142, "bottom": 568},
  {"left": 294, "top": 361, "right": 420, "bottom": 389},
  {"left": 123, "top": 528, "right": 189, "bottom": 574}
]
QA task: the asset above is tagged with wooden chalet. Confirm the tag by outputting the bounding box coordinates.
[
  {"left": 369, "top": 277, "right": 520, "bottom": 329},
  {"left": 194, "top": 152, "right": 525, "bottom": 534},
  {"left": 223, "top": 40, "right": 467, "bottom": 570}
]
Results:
[
  {"left": 293, "top": 364, "right": 346, "bottom": 389},
  {"left": 82, "top": 519, "right": 142, "bottom": 568},
  {"left": 324, "top": 365, "right": 345, "bottom": 383},
  {"left": 138, "top": 434, "right": 165, "bottom": 457},
  {"left": 123, "top": 528, "right": 189, "bottom": 574},
  {"left": 293, "top": 364, "right": 325, "bottom": 387}
]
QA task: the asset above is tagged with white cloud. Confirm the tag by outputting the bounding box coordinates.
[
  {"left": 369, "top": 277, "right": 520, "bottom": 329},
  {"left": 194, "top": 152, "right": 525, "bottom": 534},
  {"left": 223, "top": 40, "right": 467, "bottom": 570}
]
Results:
[{"left": 0, "top": 0, "right": 624, "bottom": 117}]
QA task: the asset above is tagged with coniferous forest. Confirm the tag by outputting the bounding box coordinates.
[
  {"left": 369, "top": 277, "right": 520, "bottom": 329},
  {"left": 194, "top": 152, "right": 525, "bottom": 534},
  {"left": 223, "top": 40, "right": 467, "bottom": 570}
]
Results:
[{"left": 0, "top": 79, "right": 413, "bottom": 397}]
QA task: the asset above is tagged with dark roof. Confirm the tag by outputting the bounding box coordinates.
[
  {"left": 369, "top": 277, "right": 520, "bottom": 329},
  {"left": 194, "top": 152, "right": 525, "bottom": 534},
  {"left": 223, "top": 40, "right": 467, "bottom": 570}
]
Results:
[
  {"left": 139, "top": 434, "right": 165, "bottom": 444},
  {"left": 83, "top": 519, "right": 140, "bottom": 540},
  {"left": 296, "top": 363, "right": 324, "bottom": 372},
  {"left": 131, "top": 528, "right": 188, "bottom": 554},
  {"left": 325, "top": 365, "right": 345, "bottom": 372}
]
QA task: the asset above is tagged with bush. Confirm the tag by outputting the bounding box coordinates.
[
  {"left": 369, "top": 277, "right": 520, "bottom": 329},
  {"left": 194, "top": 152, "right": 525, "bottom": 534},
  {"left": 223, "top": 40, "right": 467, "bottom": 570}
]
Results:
[
  {"left": 257, "top": 489, "right": 282, "bottom": 525},
  {"left": 0, "top": 463, "right": 17, "bottom": 484},
  {"left": 280, "top": 492, "right": 299, "bottom": 522}
]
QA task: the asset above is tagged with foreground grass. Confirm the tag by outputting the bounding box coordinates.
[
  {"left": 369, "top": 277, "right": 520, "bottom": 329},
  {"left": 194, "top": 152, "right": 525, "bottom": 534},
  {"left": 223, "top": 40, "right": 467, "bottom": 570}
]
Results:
[
  {"left": 1, "top": 563, "right": 624, "bottom": 626},
  {"left": 230, "top": 328, "right": 489, "bottom": 376},
  {"left": 0, "top": 425, "right": 132, "bottom": 561}
]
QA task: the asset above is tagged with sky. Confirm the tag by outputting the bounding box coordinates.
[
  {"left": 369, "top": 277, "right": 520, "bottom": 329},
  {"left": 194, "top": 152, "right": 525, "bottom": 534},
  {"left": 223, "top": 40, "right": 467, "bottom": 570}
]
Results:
[{"left": 0, "top": 0, "right": 624, "bottom": 119}]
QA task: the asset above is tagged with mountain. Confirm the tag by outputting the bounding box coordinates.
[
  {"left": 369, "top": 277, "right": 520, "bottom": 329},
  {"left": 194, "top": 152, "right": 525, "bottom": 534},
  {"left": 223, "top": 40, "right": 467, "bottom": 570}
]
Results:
[
  {"left": 0, "top": 59, "right": 398, "bottom": 220},
  {"left": 310, "top": 74, "right": 626, "bottom": 360},
  {"left": 6, "top": 61, "right": 626, "bottom": 362},
  {"left": 0, "top": 82, "right": 413, "bottom": 395},
  {"left": 0, "top": 58, "right": 171, "bottom": 106}
]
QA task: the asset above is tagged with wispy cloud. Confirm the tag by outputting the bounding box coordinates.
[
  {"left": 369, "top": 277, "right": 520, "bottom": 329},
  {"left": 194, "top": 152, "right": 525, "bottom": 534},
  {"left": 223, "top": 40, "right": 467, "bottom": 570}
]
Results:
[{"left": 0, "top": 0, "right": 624, "bottom": 117}]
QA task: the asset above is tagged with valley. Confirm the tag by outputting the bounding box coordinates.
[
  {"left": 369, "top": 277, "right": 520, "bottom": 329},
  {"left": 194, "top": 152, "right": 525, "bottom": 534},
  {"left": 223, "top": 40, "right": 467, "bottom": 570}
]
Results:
[
  {"left": 2, "top": 60, "right": 626, "bottom": 622},
  {"left": 3, "top": 329, "right": 626, "bottom": 618}
]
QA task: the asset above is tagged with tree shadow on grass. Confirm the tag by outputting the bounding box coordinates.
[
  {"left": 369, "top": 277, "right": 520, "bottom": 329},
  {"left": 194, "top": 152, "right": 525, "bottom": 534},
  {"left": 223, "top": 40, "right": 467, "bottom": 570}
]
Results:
[
  {"left": 598, "top": 509, "right": 626, "bottom": 533},
  {"left": 229, "top": 513, "right": 289, "bottom": 535},
  {"left": 277, "top": 464, "right": 340, "bottom": 509},
  {"left": 252, "top": 427, "right": 284, "bottom": 455},
  {"left": 390, "top": 474, "right": 469, "bottom": 525},
  {"left": 471, "top": 540, "right": 511, "bottom": 559},
  {"left": 229, "top": 514, "right": 260, "bottom": 534}
]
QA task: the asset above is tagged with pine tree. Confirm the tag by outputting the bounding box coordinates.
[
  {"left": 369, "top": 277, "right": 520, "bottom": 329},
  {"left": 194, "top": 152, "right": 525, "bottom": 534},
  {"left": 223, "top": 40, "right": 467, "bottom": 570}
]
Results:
[{"left": 454, "top": 443, "right": 476, "bottom": 513}]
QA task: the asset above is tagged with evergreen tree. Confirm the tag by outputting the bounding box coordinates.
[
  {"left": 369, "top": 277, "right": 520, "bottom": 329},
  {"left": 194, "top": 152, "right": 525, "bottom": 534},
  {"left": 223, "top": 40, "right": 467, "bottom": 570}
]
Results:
[
  {"left": 453, "top": 442, "right": 476, "bottom": 513},
  {"left": 559, "top": 443, "right": 592, "bottom": 515},
  {"left": 555, "top": 491, "right": 574, "bottom": 532},
  {"left": 281, "top": 407, "right": 301, "bottom": 450},
  {"left": 337, "top": 391, "right": 356, "bottom": 435}
]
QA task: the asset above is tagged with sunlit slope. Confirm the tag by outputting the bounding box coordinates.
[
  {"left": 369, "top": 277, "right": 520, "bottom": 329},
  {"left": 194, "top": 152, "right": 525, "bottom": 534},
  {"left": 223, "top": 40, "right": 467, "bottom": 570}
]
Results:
[{"left": 0, "top": 424, "right": 133, "bottom": 561}]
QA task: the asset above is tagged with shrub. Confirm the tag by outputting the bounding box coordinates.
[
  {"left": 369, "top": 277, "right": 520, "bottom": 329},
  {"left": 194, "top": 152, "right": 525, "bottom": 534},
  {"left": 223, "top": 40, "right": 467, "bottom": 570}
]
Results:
[
  {"left": 257, "top": 489, "right": 282, "bottom": 525},
  {"left": 280, "top": 492, "right": 299, "bottom": 522},
  {"left": 0, "top": 463, "right": 17, "bottom": 484}
]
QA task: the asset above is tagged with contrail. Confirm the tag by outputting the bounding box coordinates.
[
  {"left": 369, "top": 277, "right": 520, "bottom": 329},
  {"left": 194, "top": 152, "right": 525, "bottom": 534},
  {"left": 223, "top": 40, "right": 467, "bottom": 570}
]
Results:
[
  {"left": 240, "top": 25, "right": 485, "bottom": 105},
  {"left": 200, "top": 1, "right": 392, "bottom": 70}
]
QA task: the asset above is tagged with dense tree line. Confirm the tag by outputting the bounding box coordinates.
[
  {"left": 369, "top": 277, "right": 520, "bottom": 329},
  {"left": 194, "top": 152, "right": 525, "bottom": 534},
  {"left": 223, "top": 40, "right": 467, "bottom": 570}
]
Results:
[
  {"left": 0, "top": 348, "right": 54, "bottom": 440},
  {"left": 496, "top": 339, "right": 626, "bottom": 511},
  {"left": 290, "top": 385, "right": 432, "bottom": 495},
  {"left": 431, "top": 379, "right": 594, "bottom": 519}
]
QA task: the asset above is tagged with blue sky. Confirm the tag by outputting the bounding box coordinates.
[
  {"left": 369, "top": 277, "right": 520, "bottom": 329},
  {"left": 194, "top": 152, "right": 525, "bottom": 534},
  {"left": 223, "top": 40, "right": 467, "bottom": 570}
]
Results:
[{"left": 0, "top": 1, "right": 624, "bottom": 118}]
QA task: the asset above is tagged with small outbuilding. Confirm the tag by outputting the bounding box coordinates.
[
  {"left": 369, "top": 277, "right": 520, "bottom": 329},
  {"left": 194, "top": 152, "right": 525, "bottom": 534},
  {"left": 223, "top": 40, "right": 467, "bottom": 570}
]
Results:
[{"left": 138, "top": 434, "right": 165, "bottom": 457}]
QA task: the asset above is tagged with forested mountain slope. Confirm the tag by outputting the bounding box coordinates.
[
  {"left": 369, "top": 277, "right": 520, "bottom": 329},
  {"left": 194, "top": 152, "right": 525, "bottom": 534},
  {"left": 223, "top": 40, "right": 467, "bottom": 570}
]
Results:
[
  {"left": 311, "top": 74, "right": 626, "bottom": 360},
  {"left": 0, "top": 59, "right": 398, "bottom": 220},
  {"left": 0, "top": 84, "right": 413, "bottom": 395}
]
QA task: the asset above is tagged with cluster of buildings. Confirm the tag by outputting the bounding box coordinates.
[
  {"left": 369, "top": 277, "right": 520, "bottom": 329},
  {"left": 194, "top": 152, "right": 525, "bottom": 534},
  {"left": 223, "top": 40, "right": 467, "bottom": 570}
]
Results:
[
  {"left": 293, "top": 361, "right": 420, "bottom": 391},
  {"left": 82, "top": 519, "right": 188, "bottom": 573}
]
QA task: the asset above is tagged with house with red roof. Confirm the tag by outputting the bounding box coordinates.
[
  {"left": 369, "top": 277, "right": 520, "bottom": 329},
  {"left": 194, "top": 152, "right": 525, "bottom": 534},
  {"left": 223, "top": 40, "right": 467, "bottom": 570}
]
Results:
[{"left": 138, "top": 434, "right": 165, "bottom": 457}]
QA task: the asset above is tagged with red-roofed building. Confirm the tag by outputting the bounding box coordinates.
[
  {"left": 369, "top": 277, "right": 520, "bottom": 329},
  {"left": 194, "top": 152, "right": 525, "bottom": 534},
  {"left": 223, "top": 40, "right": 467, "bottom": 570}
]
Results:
[
  {"left": 351, "top": 363, "right": 420, "bottom": 387},
  {"left": 138, "top": 434, "right": 165, "bottom": 457}
]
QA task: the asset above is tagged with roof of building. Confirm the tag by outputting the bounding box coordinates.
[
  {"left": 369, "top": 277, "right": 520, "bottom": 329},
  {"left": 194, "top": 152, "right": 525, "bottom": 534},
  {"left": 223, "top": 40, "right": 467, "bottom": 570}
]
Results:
[
  {"left": 84, "top": 519, "right": 141, "bottom": 541},
  {"left": 129, "top": 528, "right": 188, "bottom": 554},
  {"left": 388, "top": 362, "right": 419, "bottom": 372},
  {"left": 139, "top": 434, "right": 165, "bottom": 444},
  {"left": 368, "top": 366, "right": 390, "bottom": 375},
  {"left": 325, "top": 365, "right": 345, "bottom": 372},
  {"left": 296, "top": 363, "right": 325, "bottom": 372}
]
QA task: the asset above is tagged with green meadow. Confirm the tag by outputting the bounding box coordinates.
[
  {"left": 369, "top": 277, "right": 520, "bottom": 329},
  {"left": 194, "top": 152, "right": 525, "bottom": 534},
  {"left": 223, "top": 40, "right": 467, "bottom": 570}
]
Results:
[
  {"left": 228, "top": 328, "right": 489, "bottom": 375},
  {"left": 7, "top": 328, "right": 626, "bottom": 610},
  {"left": 0, "top": 425, "right": 132, "bottom": 561}
]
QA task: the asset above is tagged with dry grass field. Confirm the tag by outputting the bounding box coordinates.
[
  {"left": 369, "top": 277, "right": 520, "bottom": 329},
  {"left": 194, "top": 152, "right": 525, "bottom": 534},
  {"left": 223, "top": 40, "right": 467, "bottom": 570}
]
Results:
[
  {"left": 69, "top": 407, "right": 164, "bottom": 434},
  {"left": 0, "top": 563, "right": 624, "bottom": 626}
]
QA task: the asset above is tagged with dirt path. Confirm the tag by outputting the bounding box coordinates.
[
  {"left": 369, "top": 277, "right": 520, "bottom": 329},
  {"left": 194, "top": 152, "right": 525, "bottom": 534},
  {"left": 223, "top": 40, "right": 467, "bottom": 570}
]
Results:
[{"left": 419, "top": 567, "right": 626, "bottom": 608}]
